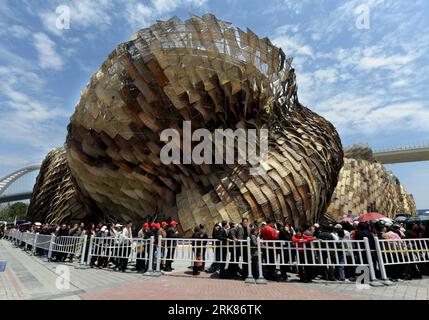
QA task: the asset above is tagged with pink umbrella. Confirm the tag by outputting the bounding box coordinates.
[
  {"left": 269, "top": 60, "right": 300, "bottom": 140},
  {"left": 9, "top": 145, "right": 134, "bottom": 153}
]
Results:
[
  {"left": 341, "top": 217, "right": 354, "bottom": 223},
  {"left": 358, "top": 212, "right": 385, "bottom": 223}
]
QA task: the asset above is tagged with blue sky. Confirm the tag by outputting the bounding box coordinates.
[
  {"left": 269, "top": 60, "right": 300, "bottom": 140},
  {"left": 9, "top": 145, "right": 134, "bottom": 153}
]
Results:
[{"left": 0, "top": 0, "right": 428, "bottom": 208}]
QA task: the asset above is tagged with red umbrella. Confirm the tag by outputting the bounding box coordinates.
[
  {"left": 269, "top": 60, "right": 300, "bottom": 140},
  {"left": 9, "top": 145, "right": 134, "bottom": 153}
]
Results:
[
  {"left": 341, "top": 217, "right": 354, "bottom": 223},
  {"left": 358, "top": 212, "right": 385, "bottom": 222}
]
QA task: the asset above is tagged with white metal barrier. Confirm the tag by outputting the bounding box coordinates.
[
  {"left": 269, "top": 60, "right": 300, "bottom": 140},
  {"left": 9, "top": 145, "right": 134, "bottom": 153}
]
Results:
[
  {"left": 15, "top": 230, "right": 23, "bottom": 246},
  {"left": 21, "top": 232, "right": 36, "bottom": 252},
  {"left": 3, "top": 231, "right": 86, "bottom": 262},
  {"left": 34, "top": 234, "right": 53, "bottom": 250},
  {"left": 7, "top": 229, "right": 17, "bottom": 242},
  {"left": 155, "top": 237, "right": 254, "bottom": 281},
  {"left": 50, "top": 235, "right": 87, "bottom": 263},
  {"left": 5, "top": 229, "right": 15, "bottom": 241},
  {"left": 259, "top": 238, "right": 377, "bottom": 282},
  {"left": 377, "top": 238, "right": 429, "bottom": 265},
  {"left": 52, "top": 235, "right": 86, "bottom": 255},
  {"left": 87, "top": 236, "right": 152, "bottom": 271},
  {"left": 4, "top": 231, "right": 429, "bottom": 285},
  {"left": 259, "top": 239, "right": 371, "bottom": 266},
  {"left": 375, "top": 237, "right": 429, "bottom": 281}
]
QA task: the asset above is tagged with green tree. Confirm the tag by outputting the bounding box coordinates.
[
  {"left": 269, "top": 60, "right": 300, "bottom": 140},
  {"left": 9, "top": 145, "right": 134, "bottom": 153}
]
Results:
[{"left": 0, "top": 202, "right": 29, "bottom": 221}]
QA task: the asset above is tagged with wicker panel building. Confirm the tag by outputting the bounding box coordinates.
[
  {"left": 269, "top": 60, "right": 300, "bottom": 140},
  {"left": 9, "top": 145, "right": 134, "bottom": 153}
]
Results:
[{"left": 29, "top": 14, "right": 345, "bottom": 232}]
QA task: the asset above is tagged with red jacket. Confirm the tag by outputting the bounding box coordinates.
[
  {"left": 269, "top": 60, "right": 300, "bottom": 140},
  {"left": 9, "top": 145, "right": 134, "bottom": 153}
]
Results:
[
  {"left": 260, "top": 225, "right": 278, "bottom": 240},
  {"left": 292, "top": 234, "right": 314, "bottom": 248}
]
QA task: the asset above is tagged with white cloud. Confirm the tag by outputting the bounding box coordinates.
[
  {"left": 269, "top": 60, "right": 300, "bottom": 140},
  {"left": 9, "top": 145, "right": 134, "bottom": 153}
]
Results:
[
  {"left": 1, "top": 83, "right": 66, "bottom": 121},
  {"left": 0, "top": 66, "right": 44, "bottom": 91},
  {"left": 38, "top": 0, "right": 208, "bottom": 36},
  {"left": 358, "top": 53, "right": 417, "bottom": 70},
  {"left": 0, "top": 114, "right": 66, "bottom": 152},
  {"left": 125, "top": 2, "right": 154, "bottom": 29},
  {"left": 314, "top": 92, "right": 429, "bottom": 136},
  {"left": 391, "top": 79, "right": 408, "bottom": 88},
  {"left": 361, "top": 101, "right": 429, "bottom": 131},
  {"left": 0, "top": 54, "right": 68, "bottom": 156},
  {"left": 300, "top": 0, "right": 387, "bottom": 45},
  {"left": 33, "top": 32, "right": 64, "bottom": 70},
  {"left": 126, "top": 0, "right": 208, "bottom": 29},
  {"left": 272, "top": 34, "right": 314, "bottom": 58},
  {"left": 314, "top": 68, "right": 338, "bottom": 84},
  {"left": 152, "top": 0, "right": 207, "bottom": 14},
  {"left": 39, "top": 11, "right": 63, "bottom": 37},
  {"left": 0, "top": 46, "right": 33, "bottom": 70},
  {"left": 39, "top": 0, "right": 114, "bottom": 36},
  {"left": 8, "top": 25, "right": 31, "bottom": 38},
  {"left": 71, "top": 0, "right": 113, "bottom": 27}
]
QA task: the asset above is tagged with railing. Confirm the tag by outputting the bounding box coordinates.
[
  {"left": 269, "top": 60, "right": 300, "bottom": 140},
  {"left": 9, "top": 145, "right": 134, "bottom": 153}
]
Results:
[
  {"left": 4, "top": 229, "right": 87, "bottom": 263},
  {"left": 52, "top": 235, "right": 86, "bottom": 255},
  {"left": 375, "top": 237, "right": 429, "bottom": 281},
  {"left": 88, "top": 236, "right": 150, "bottom": 264},
  {"left": 373, "top": 142, "right": 429, "bottom": 153},
  {"left": 4, "top": 230, "right": 429, "bottom": 285},
  {"left": 35, "top": 234, "right": 55, "bottom": 251},
  {"left": 259, "top": 238, "right": 377, "bottom": 282}
]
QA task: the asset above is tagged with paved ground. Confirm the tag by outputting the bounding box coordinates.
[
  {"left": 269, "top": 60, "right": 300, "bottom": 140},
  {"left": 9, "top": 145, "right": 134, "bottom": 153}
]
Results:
[{"left": 1, "top": 239, "right": 428, "bottom": 300}]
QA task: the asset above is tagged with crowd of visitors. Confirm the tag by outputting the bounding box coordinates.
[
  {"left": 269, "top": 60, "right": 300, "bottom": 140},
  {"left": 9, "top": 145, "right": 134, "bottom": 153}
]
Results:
[
  {"left": 203, "top": 218, "right": 429, "bottom": 282},
  {"left": 2, "top": 217, "right": 429, "bottom": 284}
]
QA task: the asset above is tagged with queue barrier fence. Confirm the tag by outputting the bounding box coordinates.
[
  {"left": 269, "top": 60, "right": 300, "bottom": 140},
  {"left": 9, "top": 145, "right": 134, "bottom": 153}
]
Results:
[
  {"left": 375, "top": 237, "right": 429, "bottom": 281},
  {"left": 259, "top": 238, "right": 377, "bottom": 281},
  {"left": 155, "top": 237, "right": 255, "bottom": 281},
  {"left": 87, "top": 235, "right": 153, "bottom": 273},
  {"left": 4, "top": 229, "right": 87, "bottom": 262},
  {"left": 4, "top": 230, "right": 429, "bottom": 284}
]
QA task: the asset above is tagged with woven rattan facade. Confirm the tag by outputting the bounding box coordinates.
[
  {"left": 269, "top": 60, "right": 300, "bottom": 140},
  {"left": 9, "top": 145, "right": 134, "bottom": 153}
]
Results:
[{"left": 29, "top": 14, "right": 344, "bottom": 232}]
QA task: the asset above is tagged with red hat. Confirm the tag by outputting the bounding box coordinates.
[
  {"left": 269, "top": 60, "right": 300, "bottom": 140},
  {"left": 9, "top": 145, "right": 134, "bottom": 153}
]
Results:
[
  {"left": 150, "top": 222, "right": 156, "bottom": 229},
  {"left": 143, "top": 223, "right": 149, "bottom": 229},
  {"left": 161, "top": 221, "right": 167, "bottom": 227},
  {"left": 155, "top": 222, "right": 161, "bottom": 229},
  {"left": 170, "top": 221, "right": 178, "bottom": 226}
]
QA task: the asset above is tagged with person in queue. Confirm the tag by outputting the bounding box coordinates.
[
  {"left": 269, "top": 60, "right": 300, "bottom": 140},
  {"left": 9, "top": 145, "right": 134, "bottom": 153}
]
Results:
[
  {"left": 278, "top": 222, "right": 293, "bottom": 281},
  {"left": 355, "top": 222, "right": 380, "bottom": 279},
  {"left": 158, "top": 221, "right": 168, "bottom": 271},
  {"left": 135, "top": 223, "right": 149, "bottom": 272},
  {"left": 207, "top": 222, "right": 221, "bottom": 273},
  {"left": 226, "top": 222, "right": 241, "bottom": 279},
  {"left": 191, "top": 225, "right": 203, "bottom": 275},
  {"left": 292, "top": 227, "right": 314, "bottom": 283},
  {"left": 165, "top": 221, "right": 179, "bottom": 272},
  {"left": 117, "top": 221, "right": 132, "bottom": 272},
  {"left": 216, "top": 220, "right": 229, "bottom": 279},
  {"left": 237, "top": 217, "right": 251, "bottom": 279},
  {"left": 197, "top": 224, "right": 208, "bottom": 272},
  {"left": 260, "top": 220, "right": 279, "bottom": 281}
]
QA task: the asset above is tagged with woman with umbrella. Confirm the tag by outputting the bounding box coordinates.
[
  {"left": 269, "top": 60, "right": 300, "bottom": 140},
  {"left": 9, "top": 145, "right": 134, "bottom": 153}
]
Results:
[{"left": 357, "top": 212, "right": 386, "bottom": 223}]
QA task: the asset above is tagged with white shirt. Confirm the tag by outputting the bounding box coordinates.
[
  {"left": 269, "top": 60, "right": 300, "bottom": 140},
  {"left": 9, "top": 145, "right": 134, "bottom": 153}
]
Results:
[{"left": 121, "top": 227, "right": 132, "bottom": 244}]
